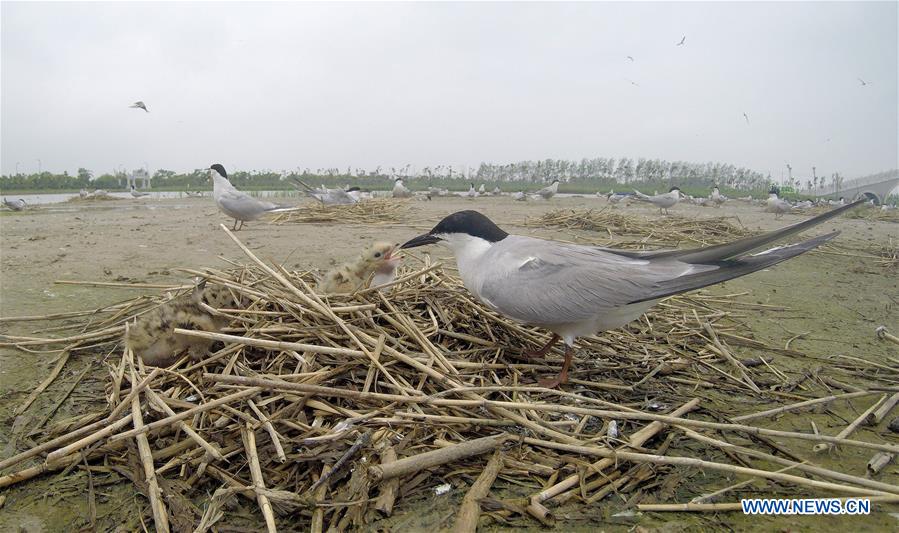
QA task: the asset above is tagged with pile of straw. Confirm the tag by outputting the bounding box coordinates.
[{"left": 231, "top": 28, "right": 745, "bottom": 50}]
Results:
[
  {"left": 65, "top": 194, "right": 123, "bottom": 202},
  {"left": 526, "top": 208, "right": 755, "bottom": 248},
  {"left": 270, "top": 198, "right": 411, "bottom": 225},
  {"left": 794, "top": 204, "right": 899, "bottom": 223},
  {"left": 843, "top": 205, "right": 899, "bottom": 223},
  {"left": 1, "top": 226, "right": 897, "bottom": 531}
]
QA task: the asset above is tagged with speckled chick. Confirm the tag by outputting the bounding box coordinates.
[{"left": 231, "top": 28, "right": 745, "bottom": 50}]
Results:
[
  {"left": 319, "top": 242, "right": 402, "bottom": 294},
  {"left": 126, "top": 281, "right": 240, "bottom": 366}
]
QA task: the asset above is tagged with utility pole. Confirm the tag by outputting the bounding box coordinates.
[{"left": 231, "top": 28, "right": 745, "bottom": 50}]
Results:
[{"left": 36, "top": 159, "right": 42, "bottom": 174}]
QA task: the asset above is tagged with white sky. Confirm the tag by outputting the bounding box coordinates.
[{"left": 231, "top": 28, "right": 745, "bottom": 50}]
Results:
[{"left": 1, "top": 1, "right": 896, "bottom": 181}]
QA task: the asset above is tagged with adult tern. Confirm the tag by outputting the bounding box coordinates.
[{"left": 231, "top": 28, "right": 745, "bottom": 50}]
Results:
[
  {"left": 401, "top": 202, "right": 862, "bottom": 387},
  {"left": 2, "top": 198, "right": 26, "bottom": 211},
  {"left": 634, "top": 187, "right": 681, "bottom": 214},
  {"left": 765, "top": 190, "right": 793, "bottom": 218},
  {"left": 293, "top": 179, "right": 357, "bottom": 205},
  {"left": 393, "top": 178, "right": 413, "bottom": 198},
  {"left": 709, "top": 186, "right": 726, "bottom": 206},
  {"left": 209, "top": 164, "right": 296, "bottom": 230},
  {"left": 535, "top": 180, "right": 560, "bottom": 200}
]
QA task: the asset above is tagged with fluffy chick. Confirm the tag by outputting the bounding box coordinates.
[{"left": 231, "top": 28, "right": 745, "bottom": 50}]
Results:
[
  {"left": 126, "top": 281, "right": 241, "bottom": 366},
  {"left": 319, "top": 241, "right": 402, "bottom": 294}
]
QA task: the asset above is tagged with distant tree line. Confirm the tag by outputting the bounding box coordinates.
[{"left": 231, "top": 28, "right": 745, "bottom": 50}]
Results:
[
  {"left": 473, "top": 158, "right": 771, "bottom": 190},
  {"left": 2, "top": 157, "right": 776, "bottom": 193}
]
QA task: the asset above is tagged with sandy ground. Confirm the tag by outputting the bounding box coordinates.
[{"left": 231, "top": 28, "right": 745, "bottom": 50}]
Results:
[{"left": 1, "top": 194, "right": 897, "bottom": 531}]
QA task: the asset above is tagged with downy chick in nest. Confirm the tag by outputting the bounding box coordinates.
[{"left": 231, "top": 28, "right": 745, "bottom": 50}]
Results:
[
  {"left": 319, "top": 241, "right": 402, "bottom": 294},
  {"left": 126, "top": 280, "right": 241, "bottom": 366}
]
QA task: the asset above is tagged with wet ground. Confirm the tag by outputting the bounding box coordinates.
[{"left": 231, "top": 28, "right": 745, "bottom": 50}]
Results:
[{"left": 1, "top": 195, "right": 897, "bottom": 531}]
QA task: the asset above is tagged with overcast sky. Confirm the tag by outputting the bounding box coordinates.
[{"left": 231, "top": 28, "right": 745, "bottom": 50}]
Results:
[{"left": 1, "top": 1, "right": 896, "bottom": 182}]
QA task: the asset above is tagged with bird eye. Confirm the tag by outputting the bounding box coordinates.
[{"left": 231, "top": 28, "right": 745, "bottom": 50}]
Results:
[{"left": 374, "top": 252, "right": 382, "bottom": 258}]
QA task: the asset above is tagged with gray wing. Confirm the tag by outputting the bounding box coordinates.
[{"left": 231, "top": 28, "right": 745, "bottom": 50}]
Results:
[
  {"left": 218, "top": 189, "right": 279, "bottom": 219},
  {"left": 477, "top": 237, "right": 702, "bottom": 326},
  {"left": 479, "top": 231, "right": 837, "bottom": 324}
]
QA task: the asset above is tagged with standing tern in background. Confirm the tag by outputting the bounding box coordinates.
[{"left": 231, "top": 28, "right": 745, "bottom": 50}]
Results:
[
  {"left": 130, "top": 185, "right": 150, "bottom": 198},
  {"left": 393, "top": 178, "right": 412, "bottom": 198},
  {"left": 606, "top": 190, "right": 629, "bottom": 205},
  {"left": 765, "top": 189, "right": 794, "bottom": 218},
  {"left": 633, "top": 187, "right": 682, "bottom": 214},
  {"left": 293, "top": 178, "right": 357, "bottom": 205},
  {"left": 209, "top": 164, "right": 296, "bottom": 230},
  {"left": 2, "top": 198, "right": 27, "bottom": 211},
  {"left": 535, "top": 179, "right": 560, "bottom": 200},
  {"left": 710, "top": 186, "right": 726, "bottom": 206},
  {"left": 401, "top": 202, "right": 862, "bottom": 387}
]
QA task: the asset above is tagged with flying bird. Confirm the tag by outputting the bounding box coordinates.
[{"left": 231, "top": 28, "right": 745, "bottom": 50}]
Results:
[
  {"left": 677, "top": 36, "right": 686, "bottom": 46},
  {"left": 130, "top": 101, "right": 149, "bottom": 112},
  {"left": 743, "top": 112, "right": 750, "bottom": 125},
  {"left": 626, "top": 55, "right": 634, "bottom": 62},
  {"left": 625, "top": 78, "right": 640, "bottom": 87},
  {"left": 857, "top": 78, "right": 869, "bottom": 86},
  {"left": 209, "top": 164, "right": 297, "bottom": 230},
  {"left": 400, "top": 203, "right": 862, "bottom": 387}
]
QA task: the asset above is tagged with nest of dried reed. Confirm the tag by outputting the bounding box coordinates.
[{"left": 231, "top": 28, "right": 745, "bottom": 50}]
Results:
[
  {"left": 1, "top": 225, "right": 897, "bottom": 531},
  {"left": 65, "top": 194, "right": 123, "bottom": 202},
  {"left": 269, "top": 198, "right": 411, "bottom": 225},
  {"left": 526, "top": 208, "right": 755, "bottom": 249}
]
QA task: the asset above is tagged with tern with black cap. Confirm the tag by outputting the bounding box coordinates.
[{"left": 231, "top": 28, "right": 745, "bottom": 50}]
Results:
[
  {"left": 209, "top": 164, "right": 297, "bottom": 230},
  {"left": 402, "top": 201, "right": 863, "bottom": 387},
  {"left": 634, "top": 187, "right": 682, "bottom": 214}
]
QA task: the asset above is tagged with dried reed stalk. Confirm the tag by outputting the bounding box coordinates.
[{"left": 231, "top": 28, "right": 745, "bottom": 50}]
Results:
[
  {"left": 451, "top": 450, "right": 504, "bottom": 533},
  {"left": 5, "top": 220, "right": 897, "bottom": 530}
]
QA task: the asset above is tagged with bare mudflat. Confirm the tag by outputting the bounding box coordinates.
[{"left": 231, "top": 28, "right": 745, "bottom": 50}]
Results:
[{"left": 1, "top": 195, "right": 897, "bottom": 531}]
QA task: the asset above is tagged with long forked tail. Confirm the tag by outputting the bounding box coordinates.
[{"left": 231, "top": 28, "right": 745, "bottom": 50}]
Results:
[
  {"left": 265, "top": 205, "right": 301, "bottom": 214},
  {"left": 629, "top": 231, "right": 839, "bottom": 304},
  {"left": 291, "top": 177, "right": 316, "bottom": 192},
  {"left": 633, "top": 190, "right": 652, "bottom": 201},
  {"left": 632, "top": 198, "right": 864, "bottom": 264}
]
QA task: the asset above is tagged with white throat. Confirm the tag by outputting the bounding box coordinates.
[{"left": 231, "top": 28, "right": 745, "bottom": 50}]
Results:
[{"left": 438, "top": 233, "right": 494, "bottom": 288}]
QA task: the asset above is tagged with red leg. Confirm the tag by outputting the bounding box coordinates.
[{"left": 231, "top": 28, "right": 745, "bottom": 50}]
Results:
[
  {"left": 538, "top": 345, "right": 573, "bottom": 389},
  {"left": 522, "top": 333, "right": 560, "bottom": 359}
]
